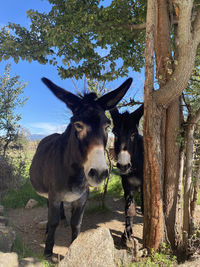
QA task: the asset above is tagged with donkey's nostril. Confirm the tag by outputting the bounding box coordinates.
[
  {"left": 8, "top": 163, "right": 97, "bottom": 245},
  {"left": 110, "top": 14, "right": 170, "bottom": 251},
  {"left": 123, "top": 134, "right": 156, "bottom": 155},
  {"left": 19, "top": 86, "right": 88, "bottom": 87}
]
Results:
[
  {"left": 116, "top": 163, "right": 120, "bottom": 169},
  {"left": 88, "top": 168, "right": 98, "bottom": 178},
  {"left": 88, "top": 168, "right": 108, "bottom": 181},
  {"left": 117, "top": 163, "right": 131, "bottom": 172}
]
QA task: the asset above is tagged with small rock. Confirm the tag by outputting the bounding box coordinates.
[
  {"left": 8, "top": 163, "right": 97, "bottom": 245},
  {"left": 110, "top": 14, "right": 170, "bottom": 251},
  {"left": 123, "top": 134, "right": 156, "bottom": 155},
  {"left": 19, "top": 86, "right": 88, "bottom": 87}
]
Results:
[
  {"left": 138, "top": 248, "right": 148, "bottom": 257},
  {"left": 0, "top": 252, "right": 18, "bottom": 267},
  {"left": 114, "top": 248, "right": 133, "bottom": 266},
  {"left": 37, "top": 220, "right": 48, "bottom": 230},
  {"left": 19, "top": 257, "right": 43, "bottom": 267},
  {"left": 59, "top": 227, "right": 115, "bottom": 267},
  {"left": 0, "top": 216, "right": 9, "bottom": 225},
  {"left": 25, "top": 199, "right": 38, "bottom": 209},
  {"left": 0, "top": 205, "right": 4, "bottom": 216}
]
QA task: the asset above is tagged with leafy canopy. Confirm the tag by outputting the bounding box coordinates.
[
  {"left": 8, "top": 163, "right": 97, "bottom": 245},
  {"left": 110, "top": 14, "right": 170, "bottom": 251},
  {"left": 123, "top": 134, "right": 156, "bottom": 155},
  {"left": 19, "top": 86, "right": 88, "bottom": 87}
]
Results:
[{"left": 0, "top": 0, "right": 146, "bottom": 80}]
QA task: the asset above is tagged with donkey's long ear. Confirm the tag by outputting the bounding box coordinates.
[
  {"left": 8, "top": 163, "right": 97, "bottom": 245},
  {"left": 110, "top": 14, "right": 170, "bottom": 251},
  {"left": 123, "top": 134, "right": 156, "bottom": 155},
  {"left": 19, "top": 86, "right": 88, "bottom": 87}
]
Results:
[
  {"left": 97, "top": 78, "right": 132, "bottom": 110},
  {"left": 131, "top": 104, "right": 144, "bottom": 125},
  {"left": 110, "top": 107, "right": 119, "bottom": 122},
  {"left": 42, "top": 78, "right": 81, "bottom": 112}
]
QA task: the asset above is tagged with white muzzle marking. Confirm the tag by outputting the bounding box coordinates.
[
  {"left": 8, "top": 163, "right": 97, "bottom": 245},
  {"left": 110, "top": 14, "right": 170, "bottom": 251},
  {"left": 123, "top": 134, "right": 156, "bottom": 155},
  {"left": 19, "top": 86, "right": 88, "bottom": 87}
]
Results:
[
  {"left": 83, "top": 145, "right": 107, "bottom": 187},
  {"left": 117, "top": 150, "right": 131, "bottom": 166}
]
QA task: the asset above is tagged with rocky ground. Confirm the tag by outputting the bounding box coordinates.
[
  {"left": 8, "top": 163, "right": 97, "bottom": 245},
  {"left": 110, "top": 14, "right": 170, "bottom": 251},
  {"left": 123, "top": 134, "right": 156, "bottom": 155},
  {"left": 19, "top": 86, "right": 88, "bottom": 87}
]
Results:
[
  {"left": 2, "top": 198, "right": 200, "bottom": 266},
  {"left": 6, "top": 196, "right": 143, "bottom": 258}
]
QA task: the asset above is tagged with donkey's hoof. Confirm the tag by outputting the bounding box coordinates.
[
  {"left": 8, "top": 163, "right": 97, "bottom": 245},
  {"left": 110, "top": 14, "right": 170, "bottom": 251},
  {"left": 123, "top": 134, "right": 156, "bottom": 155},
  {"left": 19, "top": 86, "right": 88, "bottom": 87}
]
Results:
[
  {"left": 44, "top": 248, "right": 53, "bottom": 259},
  {"left": 51, "top": 254, "right": 59, "bottom": 264},
  {"left": 121, "top": 233, "right": 133, "bottom": 248},
  {"left": 44, "top": 253, "right": 52, "bottom": 260},
  {"left": 121, "top": 233, "right": 128, "bottom": 247}
]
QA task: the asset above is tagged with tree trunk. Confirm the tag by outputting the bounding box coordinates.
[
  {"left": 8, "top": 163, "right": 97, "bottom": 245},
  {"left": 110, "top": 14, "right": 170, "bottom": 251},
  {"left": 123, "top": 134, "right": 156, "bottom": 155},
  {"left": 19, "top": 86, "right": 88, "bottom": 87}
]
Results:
[
  {"left": 183, "top": 119, "right": 195, "bottom": 235},
  {"left": 184, "top": 108, "right": 200, "bottom": 235},
  {"left": 154, "top": 0, "right": 182, "bottom": 250},
  {"left": 143, "top": 0, "right": 200, "bottom": 254},
  {"left": 190, "top": 162, "right": 200, "bottom": 221},
  {"left": 3, "top": 141, "right": 9, "bottom": 157},
  {"left": 143, "top": 0, "right": 165, "bottom": 252},
  {"left": 164, "top": 98, "right": 182, "bottom": 249}
]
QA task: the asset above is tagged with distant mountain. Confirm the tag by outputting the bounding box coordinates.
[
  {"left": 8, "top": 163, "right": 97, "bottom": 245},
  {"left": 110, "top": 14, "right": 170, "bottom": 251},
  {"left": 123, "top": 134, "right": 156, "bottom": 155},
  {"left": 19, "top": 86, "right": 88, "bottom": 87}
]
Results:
[{"left": 29, "top": 134, "right": 46, "bottom": 141}]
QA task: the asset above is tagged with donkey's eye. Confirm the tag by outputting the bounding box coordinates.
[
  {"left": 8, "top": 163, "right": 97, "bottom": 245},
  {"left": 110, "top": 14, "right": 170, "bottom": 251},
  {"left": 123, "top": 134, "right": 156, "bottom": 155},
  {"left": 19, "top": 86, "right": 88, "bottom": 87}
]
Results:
[
  {"left": 74, "top": 121, "right": 84, "bottom": 132},
  {"left": 130, "top": 133, "right": 135, "bottom": 141},
  {"left": 104, "top": 124, "right": 110, "bottom": 132}
]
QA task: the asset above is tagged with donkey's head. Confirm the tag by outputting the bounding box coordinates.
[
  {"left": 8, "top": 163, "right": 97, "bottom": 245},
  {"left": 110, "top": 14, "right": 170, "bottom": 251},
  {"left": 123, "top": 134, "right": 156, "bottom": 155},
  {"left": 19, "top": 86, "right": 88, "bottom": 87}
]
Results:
[
  {"left": 110, "top": 105, "right": 143, "bottom": 175},
  {"left": 42, "top": 78, "right": 132, "bottom": 186}
]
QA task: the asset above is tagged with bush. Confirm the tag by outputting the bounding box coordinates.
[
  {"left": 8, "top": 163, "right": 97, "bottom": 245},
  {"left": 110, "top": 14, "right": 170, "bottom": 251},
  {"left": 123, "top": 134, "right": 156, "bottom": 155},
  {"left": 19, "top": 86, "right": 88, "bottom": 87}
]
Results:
[
  {"left": 0, "top": 180, "right": 46, "bottom": 208},
  {"left": 0, "top": 145, "right": 33, "bottom": 200},
  {"left": 0, "top": 155, "right": 19, "bottom": 193},
  {"left": 90, "top": 168, "right": 142, "bottom": 206}
]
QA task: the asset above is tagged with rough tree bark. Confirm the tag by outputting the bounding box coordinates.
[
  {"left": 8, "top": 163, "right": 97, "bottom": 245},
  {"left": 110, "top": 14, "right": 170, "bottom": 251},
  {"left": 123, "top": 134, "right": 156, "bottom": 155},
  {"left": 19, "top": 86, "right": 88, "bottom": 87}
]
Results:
[
  {"left": 154, "top": 0, "right": 182, "bottom": 249},
  {"left": 184, "top": 108, "right": 200, "bottom": 235},
  {"left": 143, "top": 0, "right": 200, "bottom": 253},
  {"left": 143, "top": 0, "right": 164, "bottom": 252}
]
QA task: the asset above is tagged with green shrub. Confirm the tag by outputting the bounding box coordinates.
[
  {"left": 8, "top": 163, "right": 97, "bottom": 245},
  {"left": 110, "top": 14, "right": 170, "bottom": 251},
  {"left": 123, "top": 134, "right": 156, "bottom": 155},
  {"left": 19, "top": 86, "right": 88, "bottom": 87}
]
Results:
[
  {"left": 12, "top": 235, "right": 32, "bottom": 259},
  {"left": 0, "top": 180, "right": 46, "bottom": 208},
  {"left": 12, "top": 235, "right": 54, "bottom": 266},
  {"left": 90, "top": 169, "right": 123, "bottom": 199},
  {"left": 116, "top": 243, "right": 177, "bottom": 267},
  {"left": 85, "top": 203, "right": 110, "bottom": 214},
  {"left": 90, "top": 168, "right": 142, "bottom": 206}
]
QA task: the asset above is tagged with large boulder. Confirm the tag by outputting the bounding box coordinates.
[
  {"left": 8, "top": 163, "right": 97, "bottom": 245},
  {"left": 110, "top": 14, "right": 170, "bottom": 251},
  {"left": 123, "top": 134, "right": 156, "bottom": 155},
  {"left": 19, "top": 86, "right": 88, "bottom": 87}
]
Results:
[
  {"left": 58, "top": 227, "right": 115, "bottom": 267},
  {"left": 0, "top": 252, "right": 18, "bottom": 267}
]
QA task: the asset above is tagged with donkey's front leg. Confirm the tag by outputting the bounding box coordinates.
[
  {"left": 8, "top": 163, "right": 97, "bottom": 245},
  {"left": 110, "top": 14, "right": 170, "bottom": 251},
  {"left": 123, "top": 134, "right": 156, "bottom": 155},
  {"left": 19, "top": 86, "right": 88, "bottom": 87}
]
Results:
[
  {"left": 70, "top": 189, "right": 89, "bottom": 242},
  {"left": 60, "top": 201, "right": 69, "bottom": 226},
  {"left": 122, "top": 192, "right": 136, "bottom": 242},
  {"left": 44, "top": 199, "right": 60, "bottom": 257}
]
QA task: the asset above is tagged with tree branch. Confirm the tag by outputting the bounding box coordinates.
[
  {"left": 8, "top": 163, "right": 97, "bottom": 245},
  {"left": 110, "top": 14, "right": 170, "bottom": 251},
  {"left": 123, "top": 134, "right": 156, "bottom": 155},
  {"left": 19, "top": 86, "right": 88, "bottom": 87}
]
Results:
[
  {"left": 193, "top": 9, "right": 200, "bottom": 45},
  {"left": 174, "top": 0, "right": 193, "bottom": 45},
  {"left": 153, "top": 1, "right": 199, "bottom": 107},
  {"left": 118, "top": 99, "right": 143, "bottom": 108},
  {"left": 182, "top": 93, "right": 192, "bottom": 114},
  {"left": 125, "top": 23, "right": 146, "bottom": 31},
  {"left": 190, "top": 107, "right": 200, "bottom": 125},
  {"left": 94, "top": 22, "right": 146, "bottom": 32}
]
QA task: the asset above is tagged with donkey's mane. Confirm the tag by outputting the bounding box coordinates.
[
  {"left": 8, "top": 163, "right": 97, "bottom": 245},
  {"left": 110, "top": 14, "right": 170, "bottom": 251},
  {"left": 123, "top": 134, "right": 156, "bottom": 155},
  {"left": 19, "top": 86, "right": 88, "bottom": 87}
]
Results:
[{"left": 80, "top": 92, "right": 98, "bottom": 103}]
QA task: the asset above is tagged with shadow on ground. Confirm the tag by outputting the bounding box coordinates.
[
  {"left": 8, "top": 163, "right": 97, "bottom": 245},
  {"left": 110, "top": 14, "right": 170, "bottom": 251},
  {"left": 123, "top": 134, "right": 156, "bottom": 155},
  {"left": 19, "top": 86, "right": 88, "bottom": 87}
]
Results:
[{"left": 7, "top": 196, "right": 144, "bottom": 257}]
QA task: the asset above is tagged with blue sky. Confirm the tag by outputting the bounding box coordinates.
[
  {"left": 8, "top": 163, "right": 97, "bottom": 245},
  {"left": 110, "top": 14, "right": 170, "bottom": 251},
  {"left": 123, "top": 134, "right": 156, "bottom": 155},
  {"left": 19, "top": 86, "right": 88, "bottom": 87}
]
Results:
[{"left": 0, "top": 0, "right": 144, "bottom": 135}]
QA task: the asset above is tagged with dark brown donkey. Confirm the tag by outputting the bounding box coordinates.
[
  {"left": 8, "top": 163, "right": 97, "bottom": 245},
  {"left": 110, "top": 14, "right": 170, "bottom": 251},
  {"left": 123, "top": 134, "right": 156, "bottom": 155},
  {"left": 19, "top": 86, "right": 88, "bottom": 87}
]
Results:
[
  {"left": 30, "top": 77, "right": 132, "bottom": 257},
  {"left": 110, "top": 105, "right": 144, "bottom": 244}
]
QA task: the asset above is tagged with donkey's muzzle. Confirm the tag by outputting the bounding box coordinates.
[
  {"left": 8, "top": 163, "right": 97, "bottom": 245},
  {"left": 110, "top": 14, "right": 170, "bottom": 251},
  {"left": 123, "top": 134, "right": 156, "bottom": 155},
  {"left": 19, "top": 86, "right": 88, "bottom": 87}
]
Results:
[
  {"left": 88, "top": 168, "right": 109, "bottom": 182},
  {"left": 117, "top": 163, "right": 131, "bottom": 173}
]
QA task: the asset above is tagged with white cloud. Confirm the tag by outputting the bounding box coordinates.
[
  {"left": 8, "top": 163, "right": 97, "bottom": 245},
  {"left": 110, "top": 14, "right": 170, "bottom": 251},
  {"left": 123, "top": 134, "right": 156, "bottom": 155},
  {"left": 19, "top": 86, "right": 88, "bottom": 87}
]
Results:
[{"left": 28, "top": 122, "right": 66, "bottom": 135}]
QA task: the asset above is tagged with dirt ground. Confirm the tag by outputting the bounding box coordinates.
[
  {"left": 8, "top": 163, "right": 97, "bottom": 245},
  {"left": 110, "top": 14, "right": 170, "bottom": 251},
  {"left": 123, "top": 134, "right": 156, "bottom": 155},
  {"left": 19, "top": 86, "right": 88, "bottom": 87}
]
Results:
[{"left": 6, "top": 196, "right": 144, "bottom": 258}]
